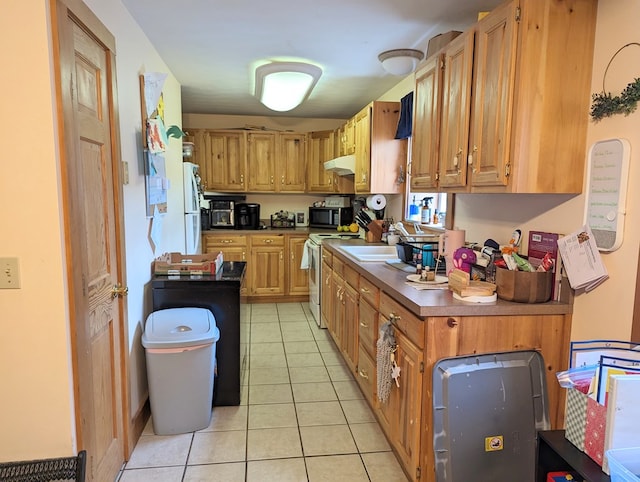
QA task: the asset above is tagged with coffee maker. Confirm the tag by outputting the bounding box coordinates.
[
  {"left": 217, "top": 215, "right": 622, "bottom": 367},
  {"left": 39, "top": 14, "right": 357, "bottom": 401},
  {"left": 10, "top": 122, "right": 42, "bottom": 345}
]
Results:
[{"left": 235, "top": 203, "right": 261, "bottom": 230}]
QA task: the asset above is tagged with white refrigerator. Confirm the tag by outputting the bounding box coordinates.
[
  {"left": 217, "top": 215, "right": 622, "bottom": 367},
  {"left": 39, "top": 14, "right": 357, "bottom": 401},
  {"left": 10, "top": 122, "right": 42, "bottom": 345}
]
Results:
[{"left": 183, "top": 162, "right": 202, "bottom": 254}]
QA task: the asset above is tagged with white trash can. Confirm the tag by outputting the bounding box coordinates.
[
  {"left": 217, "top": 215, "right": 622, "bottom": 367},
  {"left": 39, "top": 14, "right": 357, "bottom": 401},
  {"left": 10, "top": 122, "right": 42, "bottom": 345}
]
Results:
[{"left": 142, "top": 307, "right": 220, "bottom": 435}]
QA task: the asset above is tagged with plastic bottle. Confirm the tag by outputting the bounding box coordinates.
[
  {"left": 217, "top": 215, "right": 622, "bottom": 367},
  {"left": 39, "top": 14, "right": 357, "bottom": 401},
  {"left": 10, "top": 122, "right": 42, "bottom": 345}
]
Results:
[
  {"left": 409, "top": 196, "right": 419, "bottom": 220},
  {"left": 421, "top": 197, "right": 433, "bottom": 224}
]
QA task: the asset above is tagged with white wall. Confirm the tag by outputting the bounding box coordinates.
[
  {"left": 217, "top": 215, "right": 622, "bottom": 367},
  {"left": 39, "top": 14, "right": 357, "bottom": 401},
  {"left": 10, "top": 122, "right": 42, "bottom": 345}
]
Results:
[{"left": 0, "top": 0, "right": 75, "bottom": 459}]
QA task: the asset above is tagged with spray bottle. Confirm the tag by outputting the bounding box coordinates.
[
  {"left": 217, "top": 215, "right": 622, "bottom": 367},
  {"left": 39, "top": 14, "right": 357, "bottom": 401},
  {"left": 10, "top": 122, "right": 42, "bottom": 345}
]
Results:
[{"left": 421, "top": 197, "right": 433, "bottom": 224}]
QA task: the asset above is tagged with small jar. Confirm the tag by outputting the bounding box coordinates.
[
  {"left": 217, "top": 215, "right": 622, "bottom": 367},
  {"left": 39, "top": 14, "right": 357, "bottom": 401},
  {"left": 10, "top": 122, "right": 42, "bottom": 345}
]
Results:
[{"left": 416, "top": 263, "right": 422, "bottom": 275}]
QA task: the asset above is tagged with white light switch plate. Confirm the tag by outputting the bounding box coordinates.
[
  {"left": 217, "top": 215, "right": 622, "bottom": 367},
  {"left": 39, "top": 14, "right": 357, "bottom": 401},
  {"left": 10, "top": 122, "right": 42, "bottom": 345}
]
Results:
[{"left": 0, "top": 257, "right": 21, "bottom": 289}]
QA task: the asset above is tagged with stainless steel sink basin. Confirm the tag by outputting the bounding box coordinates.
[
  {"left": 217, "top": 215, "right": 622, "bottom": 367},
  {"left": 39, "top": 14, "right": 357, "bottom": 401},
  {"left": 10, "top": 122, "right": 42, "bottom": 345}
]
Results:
[{"left": 337, "top": 245, "right": 398, "bottom": 262}]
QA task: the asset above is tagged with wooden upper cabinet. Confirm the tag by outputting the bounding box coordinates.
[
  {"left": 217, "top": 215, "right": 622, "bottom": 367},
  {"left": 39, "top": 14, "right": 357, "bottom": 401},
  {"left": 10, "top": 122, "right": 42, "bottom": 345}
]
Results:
[
  {"left": 247, "top": 132, "right": 277, "bottom": 191},
  {"left": 341, "top": 118, "right": 356, "bottom": 156},
  {"left": 469, "top": 0, "right": 598, "bottom": 193},
  {"left": 439, "top": 31, "right": 474, "bottom": 190},
  {"left": 354, "top": 101, "right": 406, "bottom": 194},
  {"left": 207, "top": 130, "right": 246, "bottom": 192},
  {"left": 308, "top": 130, "right": 336, "bottom": 192},
  {"left": 279, "top": 132, "right": 307, "bottom": 192},
  {"left": 411, "top": 54, "right": 443, "bottom": 191},
  {"left": 247, "top": 131, "right": 307, "bottom": 192}
]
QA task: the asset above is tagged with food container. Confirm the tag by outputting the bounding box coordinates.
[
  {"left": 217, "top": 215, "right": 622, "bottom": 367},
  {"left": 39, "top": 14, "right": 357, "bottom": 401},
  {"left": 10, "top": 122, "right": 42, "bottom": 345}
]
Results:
[
  {"left": 606, "top": 447, "right": 640, "bottom": 482},
  {"left": 495, "top": 268, "right": 553, "bottom": 303}
]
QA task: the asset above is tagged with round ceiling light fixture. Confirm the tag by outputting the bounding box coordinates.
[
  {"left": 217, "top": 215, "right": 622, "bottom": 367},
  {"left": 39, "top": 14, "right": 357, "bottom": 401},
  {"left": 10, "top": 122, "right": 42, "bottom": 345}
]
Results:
[{"left": 378, "top": 49, "right": 425, "bottom": 76}]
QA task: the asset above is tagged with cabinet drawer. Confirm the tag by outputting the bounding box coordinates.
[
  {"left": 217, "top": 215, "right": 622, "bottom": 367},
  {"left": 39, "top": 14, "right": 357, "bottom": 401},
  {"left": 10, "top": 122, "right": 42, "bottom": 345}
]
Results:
[
  {"left": 205, "top": 234, "right": 247, "bottom": 246},
  {"left": 333, "top": 257, "right": 344, "bottom": 277},
  {"left": 380, "top": 293, "right": 425, "bottom": 349},
  {"left": 321, "top": 248, "right": 333, "bottom": 268},
  {"left": 358, "top": 299, "right": 378, "bottom": 357},
  {"left": 344, "top": 264, "right": 359, "bottom": 289},
  {"left": 356, "top": 346, "right": 376, "bottom": 404},
  {"left": 358, "top": 276, "right": 379, "bottom": 308},
  {"left": 251, "top": 234, "right": 284, "bottom": 246}
]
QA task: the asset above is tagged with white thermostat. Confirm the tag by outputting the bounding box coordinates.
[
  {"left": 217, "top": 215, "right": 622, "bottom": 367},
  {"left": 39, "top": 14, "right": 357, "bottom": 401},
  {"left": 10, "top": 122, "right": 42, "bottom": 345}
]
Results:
[{"left": 584, "top": 138, "right": 631, "bottom": 252}]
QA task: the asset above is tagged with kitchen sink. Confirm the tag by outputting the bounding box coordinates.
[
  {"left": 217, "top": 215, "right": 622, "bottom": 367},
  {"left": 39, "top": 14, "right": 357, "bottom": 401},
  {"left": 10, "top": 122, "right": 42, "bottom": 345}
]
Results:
[{"left": 337, "top": 245, "right": 398, "bottom": 262}]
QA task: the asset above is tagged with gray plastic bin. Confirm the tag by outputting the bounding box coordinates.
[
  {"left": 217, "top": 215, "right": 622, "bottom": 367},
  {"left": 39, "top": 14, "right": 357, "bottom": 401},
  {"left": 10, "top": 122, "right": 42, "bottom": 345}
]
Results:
[{"left": 142, "top": 307, "right": 220, "bottom": 435}]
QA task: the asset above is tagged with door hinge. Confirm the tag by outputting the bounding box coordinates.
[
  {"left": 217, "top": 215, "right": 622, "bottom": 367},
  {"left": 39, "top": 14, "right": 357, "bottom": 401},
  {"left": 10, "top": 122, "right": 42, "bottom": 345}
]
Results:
[
  {"left": 416, "top": 466, "right": 422, "bottom": 479},
  {"left": 420, "top": 361, "right": 424, "bottom": 373},
  {"left": 515, "top": 6, "right": 521, "bottom": 22},
  {"left": 505, "top": 162, "right": 511, "bottom": 178}
]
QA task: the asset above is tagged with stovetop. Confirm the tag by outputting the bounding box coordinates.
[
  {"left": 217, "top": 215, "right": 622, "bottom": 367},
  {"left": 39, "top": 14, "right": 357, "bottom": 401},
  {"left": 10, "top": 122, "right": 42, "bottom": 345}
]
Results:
[{"left": 308, "top": 232, "right": 361, "bottom": 244}]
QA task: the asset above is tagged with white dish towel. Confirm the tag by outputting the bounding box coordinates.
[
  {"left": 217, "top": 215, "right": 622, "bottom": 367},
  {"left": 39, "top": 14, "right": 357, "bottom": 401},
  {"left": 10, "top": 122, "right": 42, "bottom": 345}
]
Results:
[{"left": 300, "top": 239, "right": 312, "bottom": 269}]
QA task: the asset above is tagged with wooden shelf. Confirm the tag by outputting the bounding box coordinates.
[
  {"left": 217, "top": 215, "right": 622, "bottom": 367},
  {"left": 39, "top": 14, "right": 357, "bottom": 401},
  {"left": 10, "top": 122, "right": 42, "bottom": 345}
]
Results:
[{"left": 537, "top": 430, "right": 610, "bottom": 482}]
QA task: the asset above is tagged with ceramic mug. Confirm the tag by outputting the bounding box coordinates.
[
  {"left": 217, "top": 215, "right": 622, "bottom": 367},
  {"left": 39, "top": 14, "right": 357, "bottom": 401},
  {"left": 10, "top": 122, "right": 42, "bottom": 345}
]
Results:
[{"left": 438, "top": 229, "right": 466, "bottom": 275}]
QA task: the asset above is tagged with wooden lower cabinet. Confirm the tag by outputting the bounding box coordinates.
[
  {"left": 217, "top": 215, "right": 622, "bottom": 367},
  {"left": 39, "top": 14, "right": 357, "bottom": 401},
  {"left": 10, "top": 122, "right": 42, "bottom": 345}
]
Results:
[
  {"left": 342, "top": 282, "right": 359, "bottom": 373},
  {"left": 376, "top": 328, "right": 424, "bottom": 481},
  {"left": 204, "top": 232, "right": 311, "bottom": 301},
  {"left": 287, "top": 235, "right": 309, "bottom": 296},
  {"left": 324, "top": 253, "right": 572, "bottom": 482}
]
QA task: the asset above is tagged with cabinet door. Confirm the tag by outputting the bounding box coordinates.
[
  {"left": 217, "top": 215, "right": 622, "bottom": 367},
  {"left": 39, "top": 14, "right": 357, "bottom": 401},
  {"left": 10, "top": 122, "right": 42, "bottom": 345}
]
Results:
[
  {"left": 411, "top": 55, "right": 443, "bottom": 191},
  {"left": 354, "top": 105, "right": 372, "bottom": 192},
  {"left": 247, "top": 132, "right": 277, "bottom": 191},
  {"left": 439, "top": 31, "right": 474, "bottom": 189},
  {"left": 320, "top": 259, "right": 333, "bottom": 330},
  {"left": 279, "top": 133, "right": 306, "bottom": 192},
  {"left": 342, "top": 282, "right": 359, "bottom": 373},
  {"left": 330, "top": 271, "right": 345, "bottom": 348},
  {"left": 207, "top": 131, "right": 246, "bottom": 192},
  {"left": 190, "top": 129, "right": 209, "bottom": 189},
  {"left": 307, "top": 130, "right": 336, "bottom": 193},
  {"left": 389, "top": 330, "right": 423, "bottom": 476},
  {"left": 469, "top": 1, "right": 518, "bottom": 188},
  {"left": 250, "top": 235, "right": 285, "bottom": 295},
  {"left": 287, "top": 236, "right": 309, "bottom": 295},
  {"left": 342, "top": 118, "right": 356, "bottom": 155}
]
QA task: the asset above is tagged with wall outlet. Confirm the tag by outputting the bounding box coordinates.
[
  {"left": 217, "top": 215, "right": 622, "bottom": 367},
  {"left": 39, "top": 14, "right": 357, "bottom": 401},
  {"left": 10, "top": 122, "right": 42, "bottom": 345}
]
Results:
[{"left": 0, "top": 257, "right": 21, "bottom": 289}]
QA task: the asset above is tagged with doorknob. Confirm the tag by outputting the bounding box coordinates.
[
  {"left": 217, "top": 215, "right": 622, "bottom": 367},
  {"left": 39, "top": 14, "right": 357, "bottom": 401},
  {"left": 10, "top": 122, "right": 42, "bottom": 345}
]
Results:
[{"left": 111, "top": 283, "right": 129, "bottom": 299}]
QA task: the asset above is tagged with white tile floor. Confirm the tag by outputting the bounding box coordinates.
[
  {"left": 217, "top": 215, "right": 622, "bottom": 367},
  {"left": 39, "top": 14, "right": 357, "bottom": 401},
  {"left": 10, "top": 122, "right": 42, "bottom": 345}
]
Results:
[{"left": 117, "top": 302, "right": 409, "bottom": 482}]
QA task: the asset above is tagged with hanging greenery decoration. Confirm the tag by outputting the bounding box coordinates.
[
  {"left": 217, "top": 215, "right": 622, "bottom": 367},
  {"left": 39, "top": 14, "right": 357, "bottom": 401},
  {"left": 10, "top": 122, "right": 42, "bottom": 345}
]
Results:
[{"left": 590, "top": 42, "right": 640, "bottom": 122}]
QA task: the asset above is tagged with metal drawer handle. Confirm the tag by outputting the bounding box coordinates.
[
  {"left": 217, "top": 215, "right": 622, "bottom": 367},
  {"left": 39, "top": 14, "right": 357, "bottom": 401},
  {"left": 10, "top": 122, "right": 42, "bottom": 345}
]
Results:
[
  {"left": 358, "top": 369, "right": 369, "bottom": 380},
  {"left": 264, "top": 239, "right": 273, "bottom": 243},
  {"left": 360, "top": 287, "right": 370, "bottom": 294},
  {"left": 389, "top": 312, "right": 401, "bottom": 324},
  {"left": 360, "top": 321, "right": 368, "bottom": 328}
]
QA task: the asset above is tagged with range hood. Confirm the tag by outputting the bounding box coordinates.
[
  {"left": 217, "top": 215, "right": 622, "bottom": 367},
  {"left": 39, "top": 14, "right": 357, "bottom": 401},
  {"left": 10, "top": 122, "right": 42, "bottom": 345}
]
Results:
[{"left": 324, "top": 154, "right": 355, "bottom": 176}]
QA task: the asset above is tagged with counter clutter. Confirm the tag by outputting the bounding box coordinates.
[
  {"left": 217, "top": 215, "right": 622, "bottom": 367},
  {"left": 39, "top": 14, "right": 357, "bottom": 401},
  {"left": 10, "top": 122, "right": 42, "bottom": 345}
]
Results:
[{"left": 320, "top": 238, "right": 574, "bottom": 482}]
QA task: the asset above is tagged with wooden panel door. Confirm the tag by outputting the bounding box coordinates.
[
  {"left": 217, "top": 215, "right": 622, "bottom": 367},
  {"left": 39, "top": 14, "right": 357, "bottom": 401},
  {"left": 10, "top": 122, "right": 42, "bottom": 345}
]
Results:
[
  {"left": 247, "top": 132, "right": 276, "bottom": 191},
  {"left": 279, "top": 133, "right": 306, "bottom": 192},
  {"left": 287, "top": 236, "right": 309, "bottom": 295},
  {"left": 439, "top": 31, "right": 474, "bottom": 189},
  {"left": 411, "top": 55, "right": 443, "bottom": 191},
  {"left": 320, "top": 260, "right": 333, "bottom": 331},
  {"left": 207, "top": 130, "right": 246, "bottom": 192},
  {"left": 55, "top": 1, "right": 126, "bottom": 479},
  {"left": 307, "top": 130, "right": 336, "bottom": 192},
  {"left": 469, "top": 1, "right": 518, "bottom": 188}
]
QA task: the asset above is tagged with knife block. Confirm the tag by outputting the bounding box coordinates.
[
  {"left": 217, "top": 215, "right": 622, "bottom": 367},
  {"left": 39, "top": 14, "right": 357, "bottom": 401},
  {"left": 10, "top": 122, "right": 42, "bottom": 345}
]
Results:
[{"left": 365, "top": 220, "right": 384, "bottom": 243}]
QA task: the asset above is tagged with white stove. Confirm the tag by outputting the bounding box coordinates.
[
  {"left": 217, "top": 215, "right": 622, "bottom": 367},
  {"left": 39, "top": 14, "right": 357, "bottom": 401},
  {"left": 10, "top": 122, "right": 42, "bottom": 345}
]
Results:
[
  {"left": 308, "top": 232, "right": 361, "bottom": 245},
  {"left": 307, "top": 232, "right": 361, "bottom": 327}
]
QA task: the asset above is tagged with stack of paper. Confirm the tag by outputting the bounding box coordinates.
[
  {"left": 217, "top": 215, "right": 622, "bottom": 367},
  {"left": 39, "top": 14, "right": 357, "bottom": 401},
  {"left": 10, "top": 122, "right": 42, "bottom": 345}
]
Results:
[{"left": 557, "top": 224, "right": 608, "bottom": 292}]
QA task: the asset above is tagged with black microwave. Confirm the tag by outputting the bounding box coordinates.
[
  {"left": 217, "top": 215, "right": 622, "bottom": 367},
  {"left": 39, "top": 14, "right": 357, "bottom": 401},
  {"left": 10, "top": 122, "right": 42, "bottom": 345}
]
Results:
[{"left": 308, "top": 207, "right": 354, "bottom": 228}]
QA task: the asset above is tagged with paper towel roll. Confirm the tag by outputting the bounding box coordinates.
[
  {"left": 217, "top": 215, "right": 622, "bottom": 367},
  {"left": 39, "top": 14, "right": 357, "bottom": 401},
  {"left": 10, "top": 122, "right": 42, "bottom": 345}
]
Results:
[{"left": 366, "top": 194, "right": 387, "bottom": 210}]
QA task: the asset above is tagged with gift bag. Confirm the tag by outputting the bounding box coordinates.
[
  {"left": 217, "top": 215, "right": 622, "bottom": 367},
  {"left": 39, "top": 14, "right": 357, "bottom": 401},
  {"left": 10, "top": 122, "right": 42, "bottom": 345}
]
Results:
[
  {"left": 584, "top": 396, "right": 607, "bottom": 466},
  {"left": 564, "top": 388, "right": 588, "bottom": 451}
]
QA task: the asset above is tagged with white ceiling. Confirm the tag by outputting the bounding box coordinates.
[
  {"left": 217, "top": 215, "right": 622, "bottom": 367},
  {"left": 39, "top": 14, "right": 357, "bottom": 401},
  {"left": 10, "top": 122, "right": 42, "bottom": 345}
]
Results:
[{"left": 121, "top": 0, "right": 503, "bottom": 119}]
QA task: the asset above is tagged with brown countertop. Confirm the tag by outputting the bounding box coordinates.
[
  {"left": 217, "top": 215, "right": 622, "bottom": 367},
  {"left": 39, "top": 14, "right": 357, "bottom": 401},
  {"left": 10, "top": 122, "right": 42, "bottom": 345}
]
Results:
[{"left": 323, "top": 238, "right": 573, "bottom": 318}]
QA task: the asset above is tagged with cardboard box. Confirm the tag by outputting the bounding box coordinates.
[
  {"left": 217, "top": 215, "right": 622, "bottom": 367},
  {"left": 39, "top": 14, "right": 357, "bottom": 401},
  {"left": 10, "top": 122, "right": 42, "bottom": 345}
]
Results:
[
  {"left": 153, "top": 252, "right": 218, "bottom": 275},
  {"left": 426, "top": 31, "right": 462, "bottom": 58}
]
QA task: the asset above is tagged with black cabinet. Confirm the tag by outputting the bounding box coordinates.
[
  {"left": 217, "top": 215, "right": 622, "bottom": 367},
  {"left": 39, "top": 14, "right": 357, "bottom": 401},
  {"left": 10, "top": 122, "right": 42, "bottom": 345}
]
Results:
[
  {"left": 151, "top": 262, "right": 247, "bottom": 406},
  {"left": 537, "top": 430, "right": 610, "bottom": 482}
]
